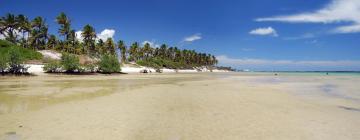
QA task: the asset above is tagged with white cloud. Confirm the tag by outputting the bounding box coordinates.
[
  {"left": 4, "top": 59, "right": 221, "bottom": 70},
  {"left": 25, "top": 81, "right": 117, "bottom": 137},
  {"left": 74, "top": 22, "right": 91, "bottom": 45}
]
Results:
[
  {"left": 97, "top": 29, "right": 115, "bottom": 41},
  {"left": 142, "top": 40, "right": 160, "bottom": 48},
  {"left": 183, "top": 33, "right": 202, "bottom": 42},
  {"left": 255, "top": 0, "right": 360, "bottom": 33},
  {"left": 75, "top": 30, "right": 83, "bottom": 42},
  {"left": 217, "top": 55, "right": 360, "bottom": 70},
  {"left": 249, "top": 27, "right": 278, "bottom": 36},
  {"left": 75, "top": 29, "right": 115, "bottom": 42}
]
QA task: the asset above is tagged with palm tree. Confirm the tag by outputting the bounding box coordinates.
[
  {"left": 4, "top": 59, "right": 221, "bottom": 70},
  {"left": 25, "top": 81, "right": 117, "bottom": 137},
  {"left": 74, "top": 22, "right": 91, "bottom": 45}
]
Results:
[
  {"left": 0, "top": 13, "right": 19, "bottom": 43},
  {"left": 47, "top": 34, "right": 57, "bottom": 49},
  {"left": 96, "top": 39, "right": 105, "bottom": 54},
  {"left": 118, "top": 40, "right": 126, "bottom": 63},
  {"left": 29, "top": 16, "right": 48, "bottom": 50},
  {"left": 56, "top": 12, "right": 71, "bottom": 41},
  {"left": 105, "top": 38, "right": 115, "bottom": 55},
  {"left": 129, "top": 42, "right": 139, "bottom": 61},
  {"left": 142, "top": 42, "right": 152, "bottom": 60},
  {"left": 16, "top": 14, "right": 31, "bottom": 47},
  {"left": 81, "top": 24, "right": 96, "bottom": 54}
]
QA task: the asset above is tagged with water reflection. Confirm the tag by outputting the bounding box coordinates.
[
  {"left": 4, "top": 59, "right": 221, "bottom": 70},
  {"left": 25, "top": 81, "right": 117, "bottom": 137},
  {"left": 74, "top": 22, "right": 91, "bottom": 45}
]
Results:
[{"left": 0, "top": 74, "right": 203, "bottom": 114}]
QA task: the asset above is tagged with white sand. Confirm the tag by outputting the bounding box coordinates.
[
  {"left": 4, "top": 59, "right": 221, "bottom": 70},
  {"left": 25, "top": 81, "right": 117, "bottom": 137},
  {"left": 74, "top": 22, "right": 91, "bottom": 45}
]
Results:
[
  {"left": 24, "top": 64, "right": 228, "bottom": 74},
  {"left": 1, "top": 73, "right": 359, "bottom": 140},
  {"left": 37, "top": 50, "right": 61, "bottom": 60}
]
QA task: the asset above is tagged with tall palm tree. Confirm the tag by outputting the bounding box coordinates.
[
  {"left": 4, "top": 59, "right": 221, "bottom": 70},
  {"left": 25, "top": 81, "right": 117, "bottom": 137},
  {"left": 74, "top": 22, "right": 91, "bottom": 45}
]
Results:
[
  {"left": 129, "top": 42, "right": 139, "bottom": 61},
  {"left": 105, "top": 38, "right": 115, "bottom": 55},
  {"left": 118, "top": 40, "right": 126, "bottom": 63},
  {"left": 96, "top": 39, "right": 105, "bottom": 54},
  {"left": 56, "top": 12, "right": 71, "bottom": 41},
  {"left": 0, "top": 13, "right": 19, "bottom": 43},
  {"left": 16, "top": 14, "right": 31, "bottom": 47},
  {"left": 29, "top": 16, "right": 48, "bottom": 50},
  {"left": 142, "top": 42, "right": 152, "bottom": 60},
  {"left": 81, "top": 24, "right": 96, "bottom": 54}
]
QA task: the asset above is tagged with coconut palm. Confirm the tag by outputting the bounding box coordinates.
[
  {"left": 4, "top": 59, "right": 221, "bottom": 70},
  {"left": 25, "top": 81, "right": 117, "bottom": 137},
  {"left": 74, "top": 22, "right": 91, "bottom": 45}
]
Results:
[
  {"left": 16, "top": 14, "right": 31, "bottom": 47},
  {"left": 118, "top": 40, "right": 126, "bottom": 63},
  {"left": 129, "top": 42, "right": 139, "bottom": 61},
  {"left": 56, "top": 12, "right": 71, "bottom": 41},
  {"left": 29, "top": 16, "right": 48, "bottom": 50},
  {"left": 0, "top": 13, "right": 19, "bottom": 43},
  {"left": 105, "top": 38, "right": 115, "bottom": 55},
  {"left": 47, "top": 34, "right": 57, "bottom": 49},
  {"left": 81, "top": 24, "right": 96, "bottom": 54}
]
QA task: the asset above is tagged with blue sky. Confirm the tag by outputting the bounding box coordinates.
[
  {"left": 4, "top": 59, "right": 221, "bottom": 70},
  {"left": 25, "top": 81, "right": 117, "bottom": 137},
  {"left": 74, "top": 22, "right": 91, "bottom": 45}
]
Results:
[{"left": 1, "top": 0, "right": 360, "bottom": 71}]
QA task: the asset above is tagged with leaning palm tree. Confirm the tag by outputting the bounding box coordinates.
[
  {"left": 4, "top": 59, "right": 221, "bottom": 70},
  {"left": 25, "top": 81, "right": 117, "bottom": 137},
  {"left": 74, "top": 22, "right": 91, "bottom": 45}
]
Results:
[
  {"left": 56, "top": 12, "right": 71, "bottom": 41},
  {"left": 16, "top": 14, "right": 31, "bottom": 47},
  {"left": 0, "top": 13, "right": 19, "bottom": 43},
  {"left": 118, "top": 40, "right": 126, "bottom": 63},
  {"left": 29, "top": 16, "right": 48, "bottom": 50},
  {"left": 81, "top": 24, "right": 96, "bottom": 54}
]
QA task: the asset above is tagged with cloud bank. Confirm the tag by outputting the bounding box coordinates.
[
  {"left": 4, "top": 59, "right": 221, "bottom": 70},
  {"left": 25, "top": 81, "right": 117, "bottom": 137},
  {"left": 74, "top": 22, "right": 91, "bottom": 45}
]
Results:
[
  {"left": 249, "top": 27, "right": 278, "bottom": 36},
  {"left": 256, "top": 0, "right": 360, "bottom": 33},
  {"left": 75, "top": 29, "right": 115, "bottom": 42},
  {"left": 217, "top": 55, "right": 360, "bottom": 71},
  {"left": 142, "top": 40, "right": 160, "bottom": 48},
  {"left": 183, "top": 33, "right": 202, "bottom": 42},
  {"left": 97, "top": 29, "right": 115, "bottom": 41}
]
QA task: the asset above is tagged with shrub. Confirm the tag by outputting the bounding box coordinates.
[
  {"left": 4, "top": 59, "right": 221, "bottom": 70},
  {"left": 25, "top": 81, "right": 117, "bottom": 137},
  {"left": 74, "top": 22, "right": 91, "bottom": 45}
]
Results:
[
  {"left": 43, "top": 60, "right": 62, "bottom": 73},
  {"left": 98, "top": 54, "right": 121, "bottom": 73},
  {"left": 0, "top": 55, "right": 8, "bottom": 73},
  {"left": 61, "top": 53, "right": 80, "bottom": 72},
  {"left": 7, "top": 47, "right": 28, "bottom": 74},
  {"left": 0, "top": 40, "right": 42, "bottom": 60},
  {"left": 83, "top": 62, "right": 97, "bottom": 73}
]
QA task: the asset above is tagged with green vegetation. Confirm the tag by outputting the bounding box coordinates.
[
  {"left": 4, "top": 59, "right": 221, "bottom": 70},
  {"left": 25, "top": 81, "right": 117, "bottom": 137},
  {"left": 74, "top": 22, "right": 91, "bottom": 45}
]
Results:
[
  {"left": 1, "top": 12, "right": 218, "bottom": 74},
  {"left": 98, "top": 54, "right": 121, "bottom": 73},
  {"left": 0, "top": 40, "right": 42, "bottom": 74},
  {"left": 43, "top": 60, "right": 61, "bottom": 73},
  {"left": 0, "top": 40, "right": 42, "bottom": 60},
  {"left": 61, "top": 53, "right": 80, "bottom": 72}
]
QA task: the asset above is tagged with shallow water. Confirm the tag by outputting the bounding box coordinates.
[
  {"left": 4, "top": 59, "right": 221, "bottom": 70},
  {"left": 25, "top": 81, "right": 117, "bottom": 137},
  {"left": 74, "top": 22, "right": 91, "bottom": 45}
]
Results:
[
  {"left": 0, "top": 74, "right": 207, "bottom": 114},
  {"left": 1, "top": 72, "right": 360, "bottom": 140}
]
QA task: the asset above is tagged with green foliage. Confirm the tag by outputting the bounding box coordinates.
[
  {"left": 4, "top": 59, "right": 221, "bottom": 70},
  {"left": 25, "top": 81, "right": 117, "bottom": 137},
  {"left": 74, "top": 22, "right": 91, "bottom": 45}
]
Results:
[
  {"left": 98, "top": 54, "right": 121, "bottom": 73},
  {"left": 43, "top": 60, "right": 61, "bottom": 73},
  {"left": 83, "top": 62, "right": 97, "bottom": 73},
  {"left": 61, "top": 53, "right": 80, "bottom": 72},
  {"left": 7, "top": 47, "right": 28, "bottom": 73},
  {"left": 136, "top": 57, "right": 183, "bottom": 69},
  {"left": 0, "top": 55, "right": 8, "bottom": 73},
  {"left": 0, "top": 40, "right": 43, "bottom": 60}
]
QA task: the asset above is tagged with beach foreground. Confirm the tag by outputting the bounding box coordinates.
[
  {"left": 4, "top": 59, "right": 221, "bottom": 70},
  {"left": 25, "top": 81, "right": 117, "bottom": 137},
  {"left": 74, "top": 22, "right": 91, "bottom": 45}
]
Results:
[{"left": 0, "top": 73, "right": 360, "bottom": 140}]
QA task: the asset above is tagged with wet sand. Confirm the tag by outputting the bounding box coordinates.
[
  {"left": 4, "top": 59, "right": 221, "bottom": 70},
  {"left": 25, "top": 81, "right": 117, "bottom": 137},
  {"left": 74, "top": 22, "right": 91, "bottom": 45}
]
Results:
[{"left": 0, "top": 73, "right": 360, "bottom": 140}]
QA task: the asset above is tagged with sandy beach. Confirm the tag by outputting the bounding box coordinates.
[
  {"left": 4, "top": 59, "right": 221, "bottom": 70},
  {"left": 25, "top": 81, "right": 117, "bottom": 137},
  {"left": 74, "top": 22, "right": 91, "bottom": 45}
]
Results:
[{"left": 0, "top": 73, "right": 360, "bottom": 140}]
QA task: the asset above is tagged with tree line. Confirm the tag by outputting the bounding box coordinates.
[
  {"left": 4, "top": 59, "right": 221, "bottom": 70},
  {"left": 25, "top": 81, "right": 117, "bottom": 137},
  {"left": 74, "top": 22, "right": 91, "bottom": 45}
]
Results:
[{"left": 0, "top": 12, "right": 218, "bottom": 68}]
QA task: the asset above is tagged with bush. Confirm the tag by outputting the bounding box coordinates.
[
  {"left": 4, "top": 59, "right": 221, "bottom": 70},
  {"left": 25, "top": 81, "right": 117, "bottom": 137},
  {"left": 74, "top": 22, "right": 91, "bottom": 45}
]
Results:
[
  {"left": 83, "top": 62, "right": 97, "bottom": 73},
  {"left": 61, "top": 53, "right": 80, "bottom": 72},
  {"left": 98, "top": 54, "right": 121, "bottom": 73},
  {"left": 43, "top": 60, "right": 62, "bottom": 73},
  {"left": 0, "top": 55, "right": 8, "bottom": 73},
  {"left": 136, "top": 57, "right": 182, "bottom": 70},
  {"left": 7, "top": 47, "right": 28, "bottom": 74},
  {"left": 0, "top": 40, "right": 43, "bottom": 60}
]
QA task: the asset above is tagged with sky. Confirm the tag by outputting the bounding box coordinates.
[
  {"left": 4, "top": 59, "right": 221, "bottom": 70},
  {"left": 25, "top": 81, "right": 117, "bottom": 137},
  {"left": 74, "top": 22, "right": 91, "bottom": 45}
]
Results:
[{"left": 1, "top": 0, "right": 360, "bottom": 71}]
